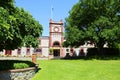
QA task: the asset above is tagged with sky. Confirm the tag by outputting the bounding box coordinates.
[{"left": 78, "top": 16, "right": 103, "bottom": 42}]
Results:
[{"left": 15, "top": 0, "right": 78, "bottom": 36}]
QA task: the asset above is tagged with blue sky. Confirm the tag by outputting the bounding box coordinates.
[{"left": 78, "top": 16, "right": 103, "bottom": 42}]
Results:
[{"left": 15, "top": 0, "right": 78, "bottom": 36}]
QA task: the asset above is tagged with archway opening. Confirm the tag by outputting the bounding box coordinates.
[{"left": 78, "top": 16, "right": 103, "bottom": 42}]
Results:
[
  {"left": 53, "top": 41, "right": 60, "bottom": 47},
  {"left": 53, "top": 49, "right": 60, "bottom": 56}
]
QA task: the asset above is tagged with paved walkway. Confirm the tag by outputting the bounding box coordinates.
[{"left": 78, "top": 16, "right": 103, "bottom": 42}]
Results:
[{"left": 0, "top": 57, "right": 48, "bottom": 60}]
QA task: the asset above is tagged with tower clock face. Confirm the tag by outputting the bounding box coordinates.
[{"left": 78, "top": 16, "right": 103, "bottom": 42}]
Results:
[{"left": 54, "top": 27, "right": 59, "bottom": 32}]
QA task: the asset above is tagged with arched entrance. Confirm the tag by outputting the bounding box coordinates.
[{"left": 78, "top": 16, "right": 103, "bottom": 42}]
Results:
[
  {"left": 53, "top": 49, "right": 60, "bottom": 56},
  {"left": 53, "top": 41, "right": 60, "bottom": 57}
]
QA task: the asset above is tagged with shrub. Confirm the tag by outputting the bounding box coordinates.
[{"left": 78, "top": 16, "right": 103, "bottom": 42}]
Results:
[
  {"left": 0, "top": 60, "right": 35, "bottom": 70},
  {"left": 49, "top": 48, "right": 53, "bottom": 55},
  {"left": 14, "top": 63, "right": 29, "bottom": 69},
  {"left": 87, "top": 48, "right": 119, "bottom": 56},
  {"left": 86, "top": 48, "right": 120, "bottom": 59}
]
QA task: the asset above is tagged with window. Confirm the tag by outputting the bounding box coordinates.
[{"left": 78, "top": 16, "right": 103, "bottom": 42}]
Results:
[
  {"left": 18, "top": 49, "right": 21, "bottom": 54},
  {"left": 35, "top": 49, "right": 42, "bottom": 52}
]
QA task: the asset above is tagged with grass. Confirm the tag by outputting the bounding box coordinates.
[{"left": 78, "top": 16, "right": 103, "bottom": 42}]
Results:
[{"left": 32, "top": 60, "right": 120, "bottom": 80}]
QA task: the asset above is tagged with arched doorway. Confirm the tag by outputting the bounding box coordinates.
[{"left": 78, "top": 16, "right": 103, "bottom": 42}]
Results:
[
  {"left": 53, "top": 41, "right": 60, "bottom": 57},
  {"left": 53, "top": 49, "right": 60, "bottom": 56}
]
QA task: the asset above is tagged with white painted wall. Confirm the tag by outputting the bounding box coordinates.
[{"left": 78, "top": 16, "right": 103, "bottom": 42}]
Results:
[
  {"left": 30, "top": 47, "right": 34, "bottom": 55},
  {"left": 40, "top": 37, "right": 49, "bottom": 57},
  {"left": 41, "top": 39, "right": 49, "bottom": 47},
  {"left": 64, "top": 43, "right": 95, "bottom": 56},
  {"left": 0, "top": 50, "right": 5, "bottom": 55},
  {"left": 12, "top": 49, "right": 17, "bottom": 56},
  {"left": 42, "top": 48, "right": 49, "bottom": 57},
  {"left": 21, "top": 47, "right": 26, "bottom": 56}
]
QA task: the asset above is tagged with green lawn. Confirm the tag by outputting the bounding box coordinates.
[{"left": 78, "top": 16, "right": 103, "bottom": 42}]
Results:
[{"left": 32, "top": 60, "right": 120, "bottom": 80}]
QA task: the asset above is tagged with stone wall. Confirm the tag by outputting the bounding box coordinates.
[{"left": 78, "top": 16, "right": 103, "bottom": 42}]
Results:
[{"left": 0, "top": 67, "right": 37, "bottom": 80}]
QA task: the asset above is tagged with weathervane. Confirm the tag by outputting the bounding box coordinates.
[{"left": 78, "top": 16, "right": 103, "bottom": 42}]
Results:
[{"left": 51, "top": 0, "right": 54, "bottom": 19}]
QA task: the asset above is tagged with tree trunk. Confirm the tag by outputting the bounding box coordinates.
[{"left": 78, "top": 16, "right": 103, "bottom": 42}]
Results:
[{"left": 96, "top": 40, "right": 105, "bottom": 56}]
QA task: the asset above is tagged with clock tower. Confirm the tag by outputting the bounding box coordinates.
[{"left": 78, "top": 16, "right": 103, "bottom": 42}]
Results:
[{"left": 49, "top": 19, "right": 64, "bottom": 57}]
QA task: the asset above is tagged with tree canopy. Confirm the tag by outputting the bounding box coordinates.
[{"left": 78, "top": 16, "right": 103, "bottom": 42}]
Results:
[
  {"left": 0, "top": 0, "right": 43, "bottom": 50},
  {"left": 64, "top": 0, "right": 120, "bottom": 48}
]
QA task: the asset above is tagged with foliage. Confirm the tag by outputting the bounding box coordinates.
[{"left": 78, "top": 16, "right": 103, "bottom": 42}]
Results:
[
  {"left": 23, "top": 35, "right": 39, "bottom": 48},
  {"left": 0, "top": 60, "right": 35, "bottom": 70},
  {"left": 0, "top": 0, "right": 15, "bottom": 14},
  {"left": 32, "top": 60, "right": 120, "bottom": 80},
  {"left": 49, "top": 48, "right": 53, "bottom": 55},
  {"left": 0, "top": 0, "right": 43, "bottom": 50},
  {"left": 87, "top": 48, "right": 120, "bottom": 58},
  {"left": 14, "top": 63, "right": 29, "bottom": 69},
  {"left": 64, "top": 0, "right": 120, "bottom": 48}
]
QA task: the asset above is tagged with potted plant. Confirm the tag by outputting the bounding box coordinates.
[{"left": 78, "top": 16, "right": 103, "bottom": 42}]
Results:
[
  {"left": 49, "top": 48, "right": 54, "bottom": 59},
  {"left": 49, "top": 48, "right": 53, "bottom": 55}
]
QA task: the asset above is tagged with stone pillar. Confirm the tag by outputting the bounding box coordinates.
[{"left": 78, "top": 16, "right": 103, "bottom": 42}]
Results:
[{"left": 32, "top": 54, "right": 37, "bottom": 64}]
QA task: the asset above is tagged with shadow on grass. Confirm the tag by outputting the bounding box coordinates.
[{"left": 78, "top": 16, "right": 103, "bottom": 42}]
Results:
[{"left": 35, "top": 64, "right": 41, "bottom": 73}]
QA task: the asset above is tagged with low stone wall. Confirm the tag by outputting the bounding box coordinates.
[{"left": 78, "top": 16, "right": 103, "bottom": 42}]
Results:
[{"left": 0, "top": 67, "right": 37, "bottom": 80}]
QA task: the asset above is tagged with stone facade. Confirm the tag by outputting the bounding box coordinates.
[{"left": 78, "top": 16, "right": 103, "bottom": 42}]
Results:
[{"left": 0, "top": 67, "right": 36, "bottom": 80}]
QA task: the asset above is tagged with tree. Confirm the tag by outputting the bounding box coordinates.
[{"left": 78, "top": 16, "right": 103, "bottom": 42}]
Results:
[
  {"left": 0, "top": 0, "right": 43, "bottom": 50},
  {"left": 64, "top": 0, "right": 120, "bottom": 49}
]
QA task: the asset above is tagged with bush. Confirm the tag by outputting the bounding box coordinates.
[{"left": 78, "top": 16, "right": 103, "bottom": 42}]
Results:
[
  {"left": 86, "top": 48, "right": 120, "bottom": 59},
  {"left": 87, "top": 48, "right": 119, "bottom": 56},
  {"left": 14, "top": 63, "right": 29, "bottom": 69},
  {"left": 0, "top": 60, "right": 35, "bottom": 70},
  {"left": 87, "top": 48, "right": 98, "bottom": 56}
]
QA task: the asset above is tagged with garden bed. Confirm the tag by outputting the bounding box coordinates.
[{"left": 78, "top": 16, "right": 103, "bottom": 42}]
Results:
[{"left": 0, "top": 60, "right": 38, "bottom": 80}]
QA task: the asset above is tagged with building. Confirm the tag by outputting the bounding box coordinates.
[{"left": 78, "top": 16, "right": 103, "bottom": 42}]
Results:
[
  {"left": 36, "top": 19, "right": 95, "bottom": 58},
  {"left": 38, "top": 19, "right": 65, "bottom": 57},
  {"left": 0, "top": 47, "right": 34, "bottom": 57},
  {"left": 0, "top": 19, "right": 95, "bottom": 57}
]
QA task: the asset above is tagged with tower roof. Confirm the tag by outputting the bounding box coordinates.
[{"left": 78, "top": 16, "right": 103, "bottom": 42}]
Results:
[{"left": 49, "top": 19, "right": 63, "bottom": 25}]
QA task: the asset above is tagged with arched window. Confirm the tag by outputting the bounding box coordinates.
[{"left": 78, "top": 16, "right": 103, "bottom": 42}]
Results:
[{"left": 53, "top": 41, "right": 60, "bottom": 47}]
